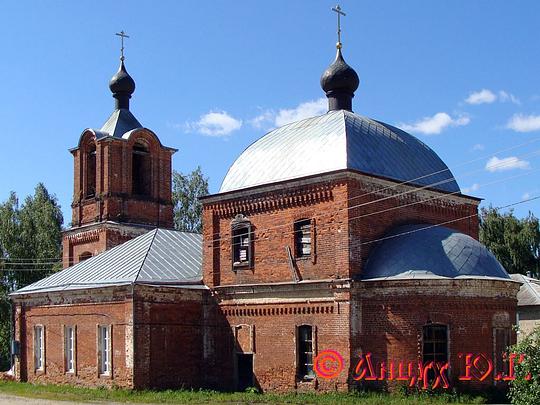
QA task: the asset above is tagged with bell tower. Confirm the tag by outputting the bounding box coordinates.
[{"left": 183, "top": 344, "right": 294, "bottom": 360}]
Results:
[{"left": 62, "top": 44, "right": 176, "bottom": 268}]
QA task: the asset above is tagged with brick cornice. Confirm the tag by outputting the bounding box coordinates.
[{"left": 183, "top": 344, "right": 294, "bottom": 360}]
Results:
[
  {"left": 204, "top": 183, "right": 336, "bottom": 218},
  {"left": 67, "top": 229, "right": 100, "bottom": 245}
]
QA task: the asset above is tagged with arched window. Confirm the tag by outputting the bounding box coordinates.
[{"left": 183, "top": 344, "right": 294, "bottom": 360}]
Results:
[
  {"left": 132, "top": 140, "right": 151, "bottom": 196},
  {"left": 79, "top": 252, "right": 92, "bottom": 263},
  {"left": 85, "top": 144, "right": 96, "bottom": 198}
]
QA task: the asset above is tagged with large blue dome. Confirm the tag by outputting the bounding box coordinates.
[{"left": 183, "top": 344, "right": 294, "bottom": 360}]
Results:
[
  {"left": 362, "top": 224, "right": 510, "bottom": 280},
  {"left": 219, "top": 110, "right": 460, "bottom": 194}
]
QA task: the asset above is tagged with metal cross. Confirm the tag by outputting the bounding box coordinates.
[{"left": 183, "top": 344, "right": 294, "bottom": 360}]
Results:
[
  {"left": 331, "top": 5, "right": 346, "bottom": 48},
  {"left": 115, "top": 30, "right": 130, "bottom": 61}
]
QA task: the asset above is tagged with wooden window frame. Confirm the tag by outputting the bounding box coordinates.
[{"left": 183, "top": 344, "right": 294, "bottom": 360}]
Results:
[
  {"left": 64, "top": 325, "right": 76, "bottom": 374},
  {"left": 34, "top": 324, "right": 45, "bottom": 373},
  {"left": 97, "top": 324, "right": 113, "bottom": 377},
  {"left": 422, "top": 323, "right": 449, "bottom": 364},
  {"left": 296, "top": 324, "right": 316, "bottom": 380}
]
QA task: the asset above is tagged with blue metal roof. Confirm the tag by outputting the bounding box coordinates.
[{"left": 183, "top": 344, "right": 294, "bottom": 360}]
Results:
[
  {"left": 219, "top": 110, "right": 460, "bottom": 194},
  {"left": 362, "top": 224, "right": 510, "bottom": 280},
  {"left": 11, "top": 229, "right": 203, "bottom": 295}
]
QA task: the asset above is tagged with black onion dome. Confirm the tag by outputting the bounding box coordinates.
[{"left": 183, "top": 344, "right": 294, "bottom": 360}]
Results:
[
  {"left": 109, "top": 61, "right": 135, "bottom": 96},
  {"left": 320, "top": 48, "right": 359, "bottom": 94}
]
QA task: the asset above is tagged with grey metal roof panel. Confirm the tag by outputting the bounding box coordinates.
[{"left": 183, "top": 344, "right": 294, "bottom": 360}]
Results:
[
  {"left": 12, "top": 229, "right": 203, "bottom": 295},
  {"left": 100, "top": 108, "right": 143, "bottom": 138},
  {"left": 137, "top": 230, "right": 202, "bottom": 283},
  {"left": 219, "top": 110, "right": 460, "bottom": 194},
  {"left": 361, "top": 224, "right": 510, "bottom": 280},
  {"left": 510, "top": 274, "right": 540, "bottom": 306}
]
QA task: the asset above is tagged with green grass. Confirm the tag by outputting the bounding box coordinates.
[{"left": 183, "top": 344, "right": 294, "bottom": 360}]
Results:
[{"left": 0, "top": 381, "right": 491, "bottom": 404}]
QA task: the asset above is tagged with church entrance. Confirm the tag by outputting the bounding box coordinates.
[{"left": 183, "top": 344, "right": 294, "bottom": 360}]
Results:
[{"left": 236, "top": 353, "right": 254, "bottom": 391}]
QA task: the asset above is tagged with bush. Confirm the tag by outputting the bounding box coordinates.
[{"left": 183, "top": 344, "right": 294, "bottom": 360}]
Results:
[{"left": 508, "top": 326, "right": 540, "bottom": 405}]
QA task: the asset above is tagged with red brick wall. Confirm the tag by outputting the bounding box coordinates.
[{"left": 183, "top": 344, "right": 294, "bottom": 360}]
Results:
[
  {"left": 14, "top": 290, "right": 133, "bottom": 388},
  {"left": 202, "top": 173, "right": 480, "bottom": 286},
  {"left": 62, "top": 224, "right": 149, "bottom": 268},
  {"left": 132, "top": 285, "right": 205, "bottom": 389},
  {"left": 352, "top": 279, "right": 519, "bottom": 391},
  {"left": 70, "top": 129, "right": 174, "bottom": 231},
  {"left": 210, "top": 282, "right": 352, "bottom": 392},
  {"left": 203, "top": 180, "right": 350, "bottom": 287}
]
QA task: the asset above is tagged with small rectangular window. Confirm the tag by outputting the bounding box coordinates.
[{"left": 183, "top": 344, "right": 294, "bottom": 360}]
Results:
[
  {"left": 34, "top": 325, "right": 44, "bottom": 371},
  {"left": 295, "top": 220, "right": 312, "bottom": 258},
  {"left": 65, "top": 326, "right": 75, "bottom": 373},
  {"left": 98, "top": 325, "right": 111, "bottom": 375},
  {"left": 297, "top": 325, "right": 314, "bottom": 378}
]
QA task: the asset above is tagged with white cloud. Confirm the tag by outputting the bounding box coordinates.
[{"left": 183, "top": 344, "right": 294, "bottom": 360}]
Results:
[
  {"left": 249, "top": 110, "right": 275, "bottom": 129},
  {"left": 471, "top": 143, "right": 485, "bottom": 151},
  {"left": 186, "top": 111, "right": 242, "bottom": 137},
  {"left": 465, "top": 89, "right": 497, "bottom": 105},
  {"left": 465, "top": 89, "right": 520, "bottom": 105},
  {"left": 274, "top": 98, "right": 327, "bottom": 127},
  {"left": 399, "top": 112, "right": 470, "bottom": 135},
  {"left": 506, "top": 114, "right": 540, "bottom": 133},
  {"left": 498, "top": 91, "right": 521, "bottom": 105},
  {"left": 485, "top": 156, "right": 531, "bottom": 172},
  {"left": 462, "top": 183, "right": 480, "bottom": 193},
  {"left": 522, "top": 192, "right": 531, "bottom": 200}
]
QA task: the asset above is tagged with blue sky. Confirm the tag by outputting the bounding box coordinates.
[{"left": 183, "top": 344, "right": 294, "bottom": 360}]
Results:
[{"left": 1, "top": 0, "right": 539, "bottom": 224}]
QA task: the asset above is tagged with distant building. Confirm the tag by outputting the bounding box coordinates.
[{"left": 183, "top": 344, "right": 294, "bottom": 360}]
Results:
[
  {"left": 10, "top": 35, "right": 519, "bottom": 393},
  {"left": 510, "top": 274, "right": 540, "bottom": 341}
]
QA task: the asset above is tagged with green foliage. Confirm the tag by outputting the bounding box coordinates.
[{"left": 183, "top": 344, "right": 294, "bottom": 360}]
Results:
[
  {"left": 172, "top": 167, "right": 209, "bottom": 233},
  {"left": 0, "top": 380, "right": 487, "bottom": 404},
  {"left": 479, "top": 207, "right": 540, "bottom": 276},
  {"left": 508, "top": 326, "right": 540, "bottom": 405},
  {"left": 0, "top": 183, "right": 63, "bottom": 371}
]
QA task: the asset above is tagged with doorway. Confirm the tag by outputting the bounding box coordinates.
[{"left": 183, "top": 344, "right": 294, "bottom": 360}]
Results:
[{"left": 236, "top": 353, "right": 253, "bottom": 391}]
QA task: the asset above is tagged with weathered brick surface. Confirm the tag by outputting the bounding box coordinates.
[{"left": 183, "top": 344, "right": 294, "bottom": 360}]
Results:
[
  {"left": 62, "top": 128, "right": 175, "bottom": 268},
  {"left": 352, "top": 279, "right": 520, "bottom": 391},
  {"left": 132, "top": 285, "right": 205, "bottom": 389},
  {"left": 12, "top": 287, "right": 134, "bottom": 388},
  {"left": 13, "top": 167, "right": 520, "bottom": 395}
]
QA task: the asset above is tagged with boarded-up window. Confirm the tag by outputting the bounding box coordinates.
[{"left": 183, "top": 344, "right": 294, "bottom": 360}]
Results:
[
  {"left": 294, "top": 219, "right": 312, "bottom": 258},
  {"left": 232, "top": 215, "right": 252, "bottom": 269}
]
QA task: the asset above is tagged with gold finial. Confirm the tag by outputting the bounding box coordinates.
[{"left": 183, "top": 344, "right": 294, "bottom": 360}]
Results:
[
  {"left": 115, "top": 30, "right": 130, "bottom": 61},
  {"left": 331, "top": 5, "right": 346, "bottom": 49}
]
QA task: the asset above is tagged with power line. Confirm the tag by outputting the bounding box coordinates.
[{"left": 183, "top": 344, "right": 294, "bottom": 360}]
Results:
[
  {"left": 3, "top": 135, "right": 540, "bottom": 262},
  {"left": 4, "top": 193, "right": 539, "bottom": 273}
]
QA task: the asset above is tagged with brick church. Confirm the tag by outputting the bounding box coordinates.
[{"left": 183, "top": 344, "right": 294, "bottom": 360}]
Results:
[{"left": 10, "top": 32, "right": 520, "bottom": 393}]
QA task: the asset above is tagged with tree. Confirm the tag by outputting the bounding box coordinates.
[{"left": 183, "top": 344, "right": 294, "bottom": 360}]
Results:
[
  {"left": 479, "top": 207, "right": 540, "bottom": 277},
  {"left": 172, "top": 167, "right": 209, "bottom": 233},
  {"left": 508, "top": 326, "right": 540, "bottom": 405},
  {"left": 0, "top": 183, "right": 63, "bottom": 371}
]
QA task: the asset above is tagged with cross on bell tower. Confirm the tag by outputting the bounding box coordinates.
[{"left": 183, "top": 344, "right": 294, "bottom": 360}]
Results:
[
  {"left": 331, "top": 5, "right": 346, "bottom": 49},
  {"left": 115, "top": 30, "right": 130, "bottom": 61}
]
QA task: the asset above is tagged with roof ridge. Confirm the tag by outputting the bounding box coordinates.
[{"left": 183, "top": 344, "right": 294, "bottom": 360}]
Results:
[
  {"left": 522, "top": 275, "right": 540, "bottom": 303},
  {"left": 134, "top": 228, "right": 159, "bottom": 283}
]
